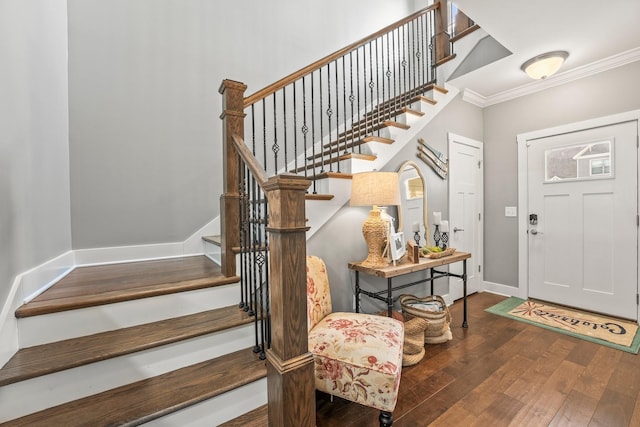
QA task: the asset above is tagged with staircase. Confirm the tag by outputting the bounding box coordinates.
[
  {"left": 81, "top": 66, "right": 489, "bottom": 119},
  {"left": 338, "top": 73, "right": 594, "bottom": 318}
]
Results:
[
  {"left": 0, "top": 2, "right": 486, "bottom": 425},
  {"left": 0, "top": 256, "right": 268, "bottom": 426}
]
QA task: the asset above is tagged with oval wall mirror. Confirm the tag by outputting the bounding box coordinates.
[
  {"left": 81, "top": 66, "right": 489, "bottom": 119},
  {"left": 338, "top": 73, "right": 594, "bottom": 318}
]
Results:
[{"left": 396, "top": 160, "right": 429, "bottom": 247}]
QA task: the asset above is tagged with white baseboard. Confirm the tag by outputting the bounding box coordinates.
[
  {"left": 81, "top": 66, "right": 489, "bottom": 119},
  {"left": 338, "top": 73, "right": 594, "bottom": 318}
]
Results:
[
  {"left": 483, "top": 280, "right": 523, "bottom": 298},
  {"left": 74, "top": 217, "right": 220, "bottom": 267},
  {"left": 0, "top": 251, "right": 75, "bottom": 367}
]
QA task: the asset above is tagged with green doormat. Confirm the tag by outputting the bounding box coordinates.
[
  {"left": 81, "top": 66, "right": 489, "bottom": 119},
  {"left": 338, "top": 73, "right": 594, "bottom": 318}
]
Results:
[{"left": 486, "top": 297, "right": 640, "bottom": 354}]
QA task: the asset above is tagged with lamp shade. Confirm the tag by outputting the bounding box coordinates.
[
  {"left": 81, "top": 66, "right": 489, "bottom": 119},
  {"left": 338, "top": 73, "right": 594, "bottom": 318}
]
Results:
[
  {"left": 350, "top": 171, "right": 401, "bottom": 207},
  {"left": 521, "top": 51, "right": 568, "bottom": 80}
]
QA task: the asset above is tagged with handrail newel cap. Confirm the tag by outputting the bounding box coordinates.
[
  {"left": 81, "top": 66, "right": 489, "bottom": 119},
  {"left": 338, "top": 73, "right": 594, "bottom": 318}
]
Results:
[{"left": 218, "top": 79, "right": 247, "bottom": 94}]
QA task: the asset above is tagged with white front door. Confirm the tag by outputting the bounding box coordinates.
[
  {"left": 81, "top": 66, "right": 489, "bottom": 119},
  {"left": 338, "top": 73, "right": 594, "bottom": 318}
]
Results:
[
  {"left": 448, "top": 133, "right": 483, "bottom": 301},
  {"left": 527, "top": 121, "right": 638, "bottom": 320}
]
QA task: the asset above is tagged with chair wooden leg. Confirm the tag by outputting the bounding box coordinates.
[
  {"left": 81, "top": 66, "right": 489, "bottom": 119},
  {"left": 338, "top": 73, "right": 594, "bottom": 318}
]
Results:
[{"left": 379, "top": 410, "right": 393, "bottom": 427}]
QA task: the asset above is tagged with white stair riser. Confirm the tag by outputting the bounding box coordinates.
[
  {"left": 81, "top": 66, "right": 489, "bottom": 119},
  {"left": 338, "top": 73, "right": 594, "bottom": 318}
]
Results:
[
  {"left": 145, "top": 377, "right": 268, "bottom": 427},
  {"left": 203, "top": 240, "right": 222, "bottom": 266},
  {"left": 0, "top": 323, "right": 258, "bottom": 423},
  {"left": 18, "top": 283, "right": 240, "bottom": 347}
]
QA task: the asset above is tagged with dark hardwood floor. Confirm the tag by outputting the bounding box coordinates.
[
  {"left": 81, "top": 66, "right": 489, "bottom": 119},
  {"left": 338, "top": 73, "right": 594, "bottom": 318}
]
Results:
[{"left": 316, "top": 292, "right": 640, "bottom": 427}]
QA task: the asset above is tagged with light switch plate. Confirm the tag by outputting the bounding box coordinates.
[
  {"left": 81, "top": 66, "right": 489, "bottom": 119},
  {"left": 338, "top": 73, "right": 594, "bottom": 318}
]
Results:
[{"left": 505, "top": 206, "right": 517, "bottom": 217}]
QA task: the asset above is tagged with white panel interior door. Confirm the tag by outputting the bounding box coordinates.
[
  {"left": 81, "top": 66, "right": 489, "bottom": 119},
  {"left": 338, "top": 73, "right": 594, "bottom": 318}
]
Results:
[
  {"left": 527, "top": 121, "right": 638, "bottom": 320},
  {"left": 448, "top": 133, "right": 483, "bottom": 301}
]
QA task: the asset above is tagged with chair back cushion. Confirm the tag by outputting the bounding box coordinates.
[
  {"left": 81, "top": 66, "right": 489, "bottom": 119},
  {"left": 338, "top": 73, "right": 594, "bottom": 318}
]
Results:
[{"left": 307, "top": 255, "right": 333, "bottom": 331}]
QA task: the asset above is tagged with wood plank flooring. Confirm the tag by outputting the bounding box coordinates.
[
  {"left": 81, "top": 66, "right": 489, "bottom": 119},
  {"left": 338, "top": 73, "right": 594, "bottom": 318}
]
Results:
[
  {"left": 16, "top": 255, "right": 239, "bottom": 317},
  {"left": 315, "top": 292, "right": 640, "bottom": 427}
]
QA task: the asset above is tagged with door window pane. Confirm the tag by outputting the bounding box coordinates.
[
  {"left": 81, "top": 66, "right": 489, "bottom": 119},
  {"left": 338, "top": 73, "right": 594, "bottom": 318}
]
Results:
[{"left": 545, "top": 140, "right": 612, "bottom": 182}]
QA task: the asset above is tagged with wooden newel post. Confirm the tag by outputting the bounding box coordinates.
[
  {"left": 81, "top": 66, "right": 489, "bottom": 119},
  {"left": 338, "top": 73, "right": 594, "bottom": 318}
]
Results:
[
  {"left": 219, "top": 79, "right": 247, "bottom": 278},
  {"left": 263, "top": 174, "right": 315, "bottom": 427},
  {"left": 433, "top": 0, "right": 451, "bottom": 63}
]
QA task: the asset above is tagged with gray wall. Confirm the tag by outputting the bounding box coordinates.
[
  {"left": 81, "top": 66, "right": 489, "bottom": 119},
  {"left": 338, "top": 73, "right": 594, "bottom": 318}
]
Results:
[
  {"left": 308, "top": 93, "right": 483, "bottom": 313},
  {"left": 67, "top": 0, "right": 415, "bottom": 249},
  {"left": 483, "top": 60, "right": 640, "bottom": 288},
  {"left": 0, "top": 1, "right": 72, "bottom": 304}
]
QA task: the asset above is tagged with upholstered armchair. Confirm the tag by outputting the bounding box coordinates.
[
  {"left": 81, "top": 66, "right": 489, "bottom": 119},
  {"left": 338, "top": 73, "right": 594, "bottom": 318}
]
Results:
[{"left": 306, "top": 256, "right": 404, "bottom": 427}]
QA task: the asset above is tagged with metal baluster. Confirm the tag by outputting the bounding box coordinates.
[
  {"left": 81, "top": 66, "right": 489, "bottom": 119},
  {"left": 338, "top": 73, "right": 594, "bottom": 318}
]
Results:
[
  {"left": 310, "top": 72, "right": 318, "bottom": 192},
  {"left": 326, "top": 63, "right": 334, "bottom": 172},
  {"left": 282, "top": 87, "right": 288, "bottom": 174},
  {"left": 401, "top": 25, "right": 407, "bottom": 108},
  {"left": 430, "top": 11, "right": 437, "bottom": 83},
  {"left": 368, "top": 42, "right": 375, "bottom": 135},
  {"left": 262, "top": 190, "right": 271, "bottom": 354},
  {"left": 256, "top": 188, "right": 266, "bottom": 360},
  {"left": 412, "top": 18, "right": 418, "bottom": 100},
  {"left": 238, "top": 161, "right": 246, "bottom": 311},
  {"left": 262, "top": 99, "right": 267, "bottom": 175},
  {"left": 272, "top": 95, "right": 279, "bottom": 175},
  {"left": 385, "top": 33, "right": 391, "bottom": 121},
  {"left": 348, "top": 52, "right": 356, "bottom": 154},
  {"left": 341, "top": 57, "right": 347, "bottom": 155},
  {"left": 293, "top": 82, "right": 298, "bottom": 174},
  {"left": 375, "top": 40, "right": 381, "bottom": 134},
  {"left": 356, "top": 48, "right": 362, "bottom": 152},
  {"left": 319, "top": 68, "right": 325, "bottom": 173}
]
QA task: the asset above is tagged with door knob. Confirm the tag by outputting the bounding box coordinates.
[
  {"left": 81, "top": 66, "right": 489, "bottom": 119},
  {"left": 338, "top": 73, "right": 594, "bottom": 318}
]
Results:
[
  {"left": 530, "top": 229, "right": 543, "bottom": 235},
  {"left": 453, "top": 227, "right": 464, "bottom": 232}
]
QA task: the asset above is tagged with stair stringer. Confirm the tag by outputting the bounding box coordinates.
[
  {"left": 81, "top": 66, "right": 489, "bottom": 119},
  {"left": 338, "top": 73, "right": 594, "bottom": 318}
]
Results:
[{"left": 305, "top": 83, "right": 459, "bottom": 239}]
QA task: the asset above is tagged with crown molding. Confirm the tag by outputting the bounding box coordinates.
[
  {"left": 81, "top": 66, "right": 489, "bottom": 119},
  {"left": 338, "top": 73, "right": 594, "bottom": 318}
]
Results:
[{"left": 460, "top": 47, "right": 640, "bottom": 108}]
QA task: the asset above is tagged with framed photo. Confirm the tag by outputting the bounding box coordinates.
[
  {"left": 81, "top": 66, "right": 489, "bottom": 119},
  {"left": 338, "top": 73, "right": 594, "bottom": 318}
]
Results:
[{"left": 389, "top": 232, "right": 406, "bottom": 261}]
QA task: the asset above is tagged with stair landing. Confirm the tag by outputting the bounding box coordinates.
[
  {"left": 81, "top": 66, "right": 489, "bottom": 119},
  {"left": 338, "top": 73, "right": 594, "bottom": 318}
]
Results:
[{"left": 16, "top": 255, "right": 240, "bottom": 317}]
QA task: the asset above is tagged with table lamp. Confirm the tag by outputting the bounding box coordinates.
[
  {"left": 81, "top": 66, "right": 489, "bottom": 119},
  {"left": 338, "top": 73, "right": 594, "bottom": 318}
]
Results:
[{"left": 350, "top": 171, "right": 401, "bottom": 268}]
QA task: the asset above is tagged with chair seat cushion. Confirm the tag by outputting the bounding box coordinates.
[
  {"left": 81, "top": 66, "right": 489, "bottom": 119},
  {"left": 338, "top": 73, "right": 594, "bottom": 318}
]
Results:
[{"left": 308, "top": 311, "right": 404, "bottom": 412}]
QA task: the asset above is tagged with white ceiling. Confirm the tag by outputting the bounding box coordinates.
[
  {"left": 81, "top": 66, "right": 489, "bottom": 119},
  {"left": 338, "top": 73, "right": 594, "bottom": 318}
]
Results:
[{"left": 449, "top": 0, "right": 640, "bottom": 106}]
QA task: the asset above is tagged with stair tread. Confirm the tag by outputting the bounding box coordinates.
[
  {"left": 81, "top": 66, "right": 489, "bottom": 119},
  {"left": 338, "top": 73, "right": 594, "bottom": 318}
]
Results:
[
  {"left": 0, "top": 305, "right": 253, "bottom": 387},
  {"left": 16, "top": 255, "right": 240, "bottom": 318},
  {"left": 202, "top": 235, "right": 221, "bottom": 246},
  {"left": 305, "top": 171, "right": 352, "bottom": 181},
  {"left": 219, "top": 404, "right": 268, "bottom": 427},
  {"left": 306, "top": 194, "right": 334, "bottom": 201},
  {"left": 1, "top": 347, "right": 267, "bottom": 427}
]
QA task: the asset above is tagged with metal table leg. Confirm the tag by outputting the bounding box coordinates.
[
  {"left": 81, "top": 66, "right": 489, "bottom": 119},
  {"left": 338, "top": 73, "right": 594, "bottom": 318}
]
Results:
[
  {"left": 355, "top": 271, "right": 360, "bottom": 313},
  {"left": 462, "top": 259, "right": 468, "bottom": 328},
  {"left": 387, "top": 278, "right": 393, "bottom": 317}
]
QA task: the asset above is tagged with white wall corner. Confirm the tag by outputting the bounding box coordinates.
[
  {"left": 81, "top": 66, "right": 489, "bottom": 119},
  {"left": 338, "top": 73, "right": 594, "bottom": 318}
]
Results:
[
  {"left": 0, "top": 251, "right": 75, "bottom": 367},
  {"left": 0, "top": 276, "right": 21, "bottom": 368},
  {"left": 183, "top": 216, "right": 220, "bottom": 255}
]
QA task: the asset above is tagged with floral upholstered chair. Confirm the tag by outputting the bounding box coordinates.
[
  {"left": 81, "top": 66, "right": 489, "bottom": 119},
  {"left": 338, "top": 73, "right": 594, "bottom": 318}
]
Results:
[{"left": 306, "top": 256, "right": 404, "bottom": 427}]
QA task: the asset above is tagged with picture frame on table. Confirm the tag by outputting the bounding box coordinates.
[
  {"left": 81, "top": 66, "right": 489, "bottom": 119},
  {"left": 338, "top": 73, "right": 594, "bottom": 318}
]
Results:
[{"left": 389, "top": 232, "right": 406, "bottom": 262}]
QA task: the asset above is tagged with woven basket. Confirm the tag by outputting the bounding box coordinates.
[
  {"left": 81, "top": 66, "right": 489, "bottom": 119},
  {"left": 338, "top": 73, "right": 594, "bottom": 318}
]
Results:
[
  {"left": 402, "top": 346, "right": 425, "bottom": 366},
  {"left": 423, "top": 247, "right": 456, "bottom": 259},
  {"left": 400, "top": 294, "right": 452, "bottom": 340},
  {"left": 403, "top": 317, "right": 429, "bottom": 355}
]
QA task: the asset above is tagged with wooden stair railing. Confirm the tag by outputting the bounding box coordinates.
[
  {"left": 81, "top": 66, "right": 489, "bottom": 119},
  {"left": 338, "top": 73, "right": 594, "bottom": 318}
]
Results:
[
  {"left": 218, "top": 4, "right": 461, "bottom": 424},
  {"left": 238, "top": 3, "right": 442, "bottom": 195},
  {"left": 220, "top": 80, "right": 315, "bottom": 426}
]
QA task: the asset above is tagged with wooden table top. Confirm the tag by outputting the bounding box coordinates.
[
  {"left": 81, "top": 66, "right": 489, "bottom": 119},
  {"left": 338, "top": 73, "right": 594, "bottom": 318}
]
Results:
[{"left": 348, "top": 251, "right": 471, "bottom": 278}]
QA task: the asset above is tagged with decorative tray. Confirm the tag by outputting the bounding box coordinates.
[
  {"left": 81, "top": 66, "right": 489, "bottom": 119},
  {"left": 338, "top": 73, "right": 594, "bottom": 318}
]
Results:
[{"left": 422, "top": 247, "right": 455, "bottom": 259}]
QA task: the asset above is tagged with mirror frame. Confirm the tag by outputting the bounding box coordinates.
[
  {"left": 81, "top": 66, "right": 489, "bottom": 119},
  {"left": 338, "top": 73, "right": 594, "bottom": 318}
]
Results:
[{"left": 396, "top": 160, "right": 429, "bottom": 246}]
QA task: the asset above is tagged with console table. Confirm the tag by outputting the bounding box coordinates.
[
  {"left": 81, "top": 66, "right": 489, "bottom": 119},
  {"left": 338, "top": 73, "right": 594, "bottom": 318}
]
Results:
[{"left": 348, "top": 251, "right": 472, "bottom": 327}]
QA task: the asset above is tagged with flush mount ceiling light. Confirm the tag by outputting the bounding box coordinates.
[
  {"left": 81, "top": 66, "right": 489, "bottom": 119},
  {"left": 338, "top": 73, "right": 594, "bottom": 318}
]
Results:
[{"left": 521, "top": 51, "right": 569, "bottom": 80}]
